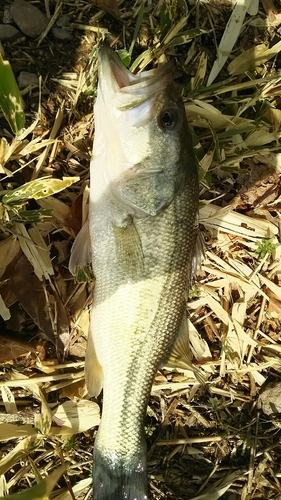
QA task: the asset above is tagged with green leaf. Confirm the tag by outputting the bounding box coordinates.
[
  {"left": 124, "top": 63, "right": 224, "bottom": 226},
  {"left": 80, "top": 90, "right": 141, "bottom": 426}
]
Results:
[
  {"left": 74, "top": 264, "right": 94, "bottom": 283},
  {"left": 199, "top": 169, "right": 212, "bottom": 187},
  {"left": 162, "top": 15, "right": 188, "bottom": 46},
  {"left": 117, "top": 49, "right": 131, "bottom": 68},
  {"left": 11, "top": 209, "right": 53, "bottom": 224},
  {"left": 191, "top": 52, "right": 207, "bottom": 91},
  {"left": 130, "top": 48, "right": 151, "bottom": 73},
  {"left": 117, "top": 1, "right": 145, "bottom": 69},
  {"left": 0, "top": 54, "right": 25, "bottom": 135},
  {"left": 165, "top": 27, "right": 209, "bottom": 48},
  {"left": 178, "top": 0, "right": 188, "bottom": 16},
  {"left": 0, "top": 465, "right": 66, "bottom": 500},
  {"left": 219, "top": 165, "right": 248, "bottom": 174},
  {"left": 129, "top": 0, "right": 145, "bottom": 56},
  {"left": 2, "top": 176, "right": 79, "bottom": 206},
  {"left": 254, "top": 238, "right": 277, "bottom": 259},
  {"left": 218, "top": 125, "right": 255, "bottom": 139},
  {"left": 159, "top": 2, "right": 173, "bottom": 41},
  {"left": 188, "top": 76, "right": 235, "bottom": 98}
]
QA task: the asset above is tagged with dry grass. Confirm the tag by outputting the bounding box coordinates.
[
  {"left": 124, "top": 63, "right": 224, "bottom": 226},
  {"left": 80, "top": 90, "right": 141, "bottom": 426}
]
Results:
[{"left": 1, "top": 0, "right": 281, "bottom": 499}]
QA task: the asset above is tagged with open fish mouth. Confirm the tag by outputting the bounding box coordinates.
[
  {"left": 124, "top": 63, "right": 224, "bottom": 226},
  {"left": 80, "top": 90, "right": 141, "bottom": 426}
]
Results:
[{"left": 97, "top": 46, "right": 172, "bottom": 113}]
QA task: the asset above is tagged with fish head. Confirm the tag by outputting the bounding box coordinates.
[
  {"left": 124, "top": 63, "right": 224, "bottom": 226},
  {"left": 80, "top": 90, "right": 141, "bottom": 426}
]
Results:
[{"left": 91, "top": 46, "right": 195, "bottom": 217}]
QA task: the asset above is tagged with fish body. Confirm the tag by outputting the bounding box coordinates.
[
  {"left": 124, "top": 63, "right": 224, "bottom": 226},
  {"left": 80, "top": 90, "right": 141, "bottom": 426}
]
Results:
[{"left": 86, "top": 47, "right": 198, "bottom": 500}]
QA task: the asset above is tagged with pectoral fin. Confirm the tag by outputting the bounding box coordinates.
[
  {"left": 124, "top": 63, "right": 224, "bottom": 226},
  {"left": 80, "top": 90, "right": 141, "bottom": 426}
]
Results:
[
  {"left": 112, "top": 219, "right": 143, "bottom": 278},
  {"left": 112, "top": 167, "right": 180, "bottom": 217},
  {"left": 69, "top": 222, "right": 93, "bottom": 282},
  {"left": 166, "top": 313, "right": 206, "bottom": 384},
  {"left": 85, "top": 329, "right": 103, "bottom": 397}
]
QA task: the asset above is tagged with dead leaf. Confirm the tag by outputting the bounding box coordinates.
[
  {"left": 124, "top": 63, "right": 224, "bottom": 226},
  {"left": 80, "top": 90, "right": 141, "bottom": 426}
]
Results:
[
  {"left": 0, "top": 295, "right": 10, "bottom": 321},
  {"left": 0, "top": 237, "right": 21, "bottom": 279},
  {"left": 3, "top": 254, "right": 70, "bottom": 353},
  {"left": 265, "top": 287, "right": 281, "bottom": 318},
  {"left": 37, "top": 196, "right": 75, "bottom": 238},
  {"left": 228, "top": 40, "right": 281, "bottom": 76},
  {"left": 264, "top": 106, "right": 281, "bottom": 132},
  {"left": 261, "top": 0, "right": 279, "bottom": 22},
  {"left": 51, "top": 400, "right": 100, "bottom": 433},
  {"left": 231, "top": 161, "right": 279, "bottom": 210},
  {"left": 60, "top": 379, "right": 87, "bottom": 400},
  {"left": 53, "top": 241, "right": 69, "bottom": 265},
  {"left": 0, "top": 334, "right": 37, "bottom": 363},
  {"left": 8, "top": 255, "right": 55, "bottom": 344},
  {"left": 69, "top": 341, "right": 87, "bottom": 359},
  {"left": 54, "top": 292, "right": 70, "bottom": 354},
  {"left": 6, "top": 304, "right": 26, "bottom": 331},
  {"left": 65, "top": 194, "right": 83, "bottom": 235},
  {"left": 88, "top": 0, "right": 120, "bottom": 19},
  {"left": 260, "top": 382, "right": 281, "bottom": 415}
]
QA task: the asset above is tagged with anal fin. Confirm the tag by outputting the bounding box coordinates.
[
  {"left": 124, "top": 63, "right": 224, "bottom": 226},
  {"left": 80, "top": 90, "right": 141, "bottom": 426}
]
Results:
[{"left": 166, "top": 313, "right": 206, "bottom": 384}]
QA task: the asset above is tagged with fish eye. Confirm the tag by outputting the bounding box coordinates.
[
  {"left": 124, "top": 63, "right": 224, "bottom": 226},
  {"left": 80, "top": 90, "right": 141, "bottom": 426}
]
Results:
[{"left": 159, "top": 108, "right": 179, "bottom": 131}]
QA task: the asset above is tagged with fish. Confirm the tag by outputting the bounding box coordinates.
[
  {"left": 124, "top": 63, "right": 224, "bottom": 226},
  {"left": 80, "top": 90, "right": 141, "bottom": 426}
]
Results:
[{"left": 70, "top": 46, "right": 199, "bottom": 500}]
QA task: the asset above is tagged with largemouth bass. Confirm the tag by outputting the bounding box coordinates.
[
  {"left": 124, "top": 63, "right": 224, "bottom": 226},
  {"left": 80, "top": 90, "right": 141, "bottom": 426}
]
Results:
[{"left": 71, "top": 46, "right": 199, "bottom": 500}]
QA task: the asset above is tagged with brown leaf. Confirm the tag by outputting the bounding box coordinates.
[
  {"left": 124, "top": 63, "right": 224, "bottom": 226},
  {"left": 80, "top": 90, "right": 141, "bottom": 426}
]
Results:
[
  {"left": 232, "top": 161, "right": 279, "bottom": 210},
  {"left": 54, "top": 291, "right": 70, "bottom": 354},
  {"left": 60, "top": 379, "right": 87, "bottom": 400},
  {"left": 53, "top": 241, "right": 70, "bottom": 265},
  {"left": 260, "top": 382, "right": 281, "bottom": 415},
  {"left": 0, "top": 247, "right": 23, "bottom": 310},
  {"left": 0, "top": 237, "right": 21, "bottom": 279},
  {"left": 7, "top": 254, "right": 71, "bottom": 352},
  {"left": 65, "top": 194, "right": 83, "bottom": 235},
  {"left": 69, "top": 341, "right": 86, "bottom": 359},
  {"left": 265, "top": 287, "right": 281, "bottom": 318},
  {"left": 89, "top": 0, "right": 120, "bottom": 19},
  {"left": 261, "top": 0, "right": 279, "bottom": 22},
  {"left": 8, "top": 255, "right": 56, "bottom": 343},
  {"left": 0, "top": 334, "right": 37, "bottom": 363},
  {"left": 6, "top": 304, "right": 26, "bottom": 331}
]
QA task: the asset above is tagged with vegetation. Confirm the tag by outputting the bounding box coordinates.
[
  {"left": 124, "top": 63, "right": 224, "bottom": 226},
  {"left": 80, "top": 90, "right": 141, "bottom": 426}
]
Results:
[{"left": 1, "top": 0, "right": 281, "bottom": 499}]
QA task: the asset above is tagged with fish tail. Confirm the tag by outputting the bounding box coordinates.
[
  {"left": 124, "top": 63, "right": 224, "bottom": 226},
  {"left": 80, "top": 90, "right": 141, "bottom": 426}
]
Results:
[{"left": 93, "top": 446, "right": 148, "bottom": 500}]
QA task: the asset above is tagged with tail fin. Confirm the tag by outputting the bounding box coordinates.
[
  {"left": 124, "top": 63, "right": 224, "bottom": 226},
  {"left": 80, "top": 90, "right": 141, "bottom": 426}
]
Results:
[{"left": 93, "top": 447, "right": 148, "bottom": 500}]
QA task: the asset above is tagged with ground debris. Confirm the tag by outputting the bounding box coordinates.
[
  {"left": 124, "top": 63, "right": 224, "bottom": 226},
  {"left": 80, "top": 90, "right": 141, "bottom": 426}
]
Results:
[{"left": 10, "top": 0, "right": 48, "bottom": 38}]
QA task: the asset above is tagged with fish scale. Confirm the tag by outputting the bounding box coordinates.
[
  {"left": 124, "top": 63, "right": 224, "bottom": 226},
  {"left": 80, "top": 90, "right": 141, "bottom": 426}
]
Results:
[
  {"left": 90, "top": 175, "right": 198, "bottom": 499},
  {"left": 71, "top": 46, "right": 199, "bottom": 499}
]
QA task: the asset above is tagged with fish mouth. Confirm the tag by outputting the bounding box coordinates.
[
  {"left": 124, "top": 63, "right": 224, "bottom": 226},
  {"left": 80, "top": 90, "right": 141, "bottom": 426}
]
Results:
[
  {"left": 98, "top": 45, "right": 132, "bottom": 90},
  {"left": 97, "top": 45, "right": 171, "bottom": 105}
]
